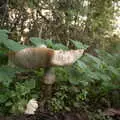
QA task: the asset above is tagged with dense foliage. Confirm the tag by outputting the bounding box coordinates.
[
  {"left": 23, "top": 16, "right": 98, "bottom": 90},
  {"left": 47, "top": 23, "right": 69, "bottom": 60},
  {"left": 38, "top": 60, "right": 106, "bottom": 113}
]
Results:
[
  {"left": 0, "top": 0, "right": 120, "bottom": 119},
  {"left": 0, "top": 30, "right": 120, "bottom": 119},
  {"left": 0, "top": 0, "right": 120, "bottom": 49}
]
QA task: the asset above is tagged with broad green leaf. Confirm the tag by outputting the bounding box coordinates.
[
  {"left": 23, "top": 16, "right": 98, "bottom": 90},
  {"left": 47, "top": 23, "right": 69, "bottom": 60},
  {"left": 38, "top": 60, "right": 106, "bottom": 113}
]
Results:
[
  {"left": 0, "top": 29, "right": 8, "bottom": 43},
  {"left": 99, "top": 74, "right": 111, "bottom": 81},
  {"left": 5, "top": 101, "right": 13, "bottom": 106},
  {"left": 91, "top": 71, "right": 111, "bottom": 81},
  {"left": 0, "top": 66, "right": 20, "bottom": 86},
  {"left": 0, "top": 50, "right": 8, "bottom": 65},
  {"left": 71, "top": 40, "right": 89, "bottom": 49},
  {"left": 45, "top": 39, "right": 54, "bottom": 47},
  {"left": 86, "top": 54, "right": 102, "bottom": 64},
  {"left": 53, "top": 43, "right": 68, "bottom": 50},
  {"left": 68, "top": 68, "right": 80, "bottom": 85},
  {"left": 23, "top": 79, "right": 35, "bottom": 89},
  {"left": 79, "top": 81, "right": 88, "bottom": 86},
  {"left": 87, "top": 72, "right": 100, "bottom": 80},
  {"left": 30, "top": 37, "right": 44, "bottom": 46},
  {"left": 0, "top": 94, "right": 9, "bottom": 103},
  {"left": 0, "top": 71, "right": 12, "bottom": 86},
  {"left": 108, "top": 66, "right": 120, "bottom": 76},
  {"left": 87, "top": 71, "right": 111, "bottom": 81},
  {"left": 77, "top": 60, "right": 88, "bottom": 70},
  {"left": 3, "top": 39, "right": 27, "bottom": 51},
  {"left": 16, "top": 79, "right": 35, "bottom": 96}
]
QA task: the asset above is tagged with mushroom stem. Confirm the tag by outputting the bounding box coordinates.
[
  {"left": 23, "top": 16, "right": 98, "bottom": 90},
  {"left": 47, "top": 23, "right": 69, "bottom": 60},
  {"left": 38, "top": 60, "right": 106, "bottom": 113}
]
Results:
[
  {"left": 42, "top": 67, "right": 56, "bottom": 97},
  {"left": 43, "top": 67, "right": 56, "bottom": 85},
  {"left": 39, "top": 67, "right": 56, "bottom": 111}
]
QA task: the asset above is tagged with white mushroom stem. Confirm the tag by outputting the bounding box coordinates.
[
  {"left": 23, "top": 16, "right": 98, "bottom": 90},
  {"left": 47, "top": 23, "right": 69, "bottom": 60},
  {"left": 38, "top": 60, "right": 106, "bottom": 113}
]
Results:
[{"left": 43, "top": 68, "right": 56, "bottom": 85}]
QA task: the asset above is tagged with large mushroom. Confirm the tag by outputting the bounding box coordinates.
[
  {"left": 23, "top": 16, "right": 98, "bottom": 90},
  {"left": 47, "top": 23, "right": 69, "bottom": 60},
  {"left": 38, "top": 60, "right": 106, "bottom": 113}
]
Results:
[
  {"left": 8, "top": 47, "right": 84, "bottom": 112},
  {"left": 8, "top": 47, "right": 84, "bottom": 84}
]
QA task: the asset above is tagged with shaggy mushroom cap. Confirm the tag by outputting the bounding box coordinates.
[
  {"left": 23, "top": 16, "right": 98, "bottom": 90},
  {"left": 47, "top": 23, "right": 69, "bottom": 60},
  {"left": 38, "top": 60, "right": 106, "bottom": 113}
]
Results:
[
  {"left": 8, "top": 48, "right": 54, "bottom": 69},
  {"left": 8, "top": 47, "right": 84, "bottom": 69},
  {"left": 51, "top": 49, "right": 84, "bottom": 66}
]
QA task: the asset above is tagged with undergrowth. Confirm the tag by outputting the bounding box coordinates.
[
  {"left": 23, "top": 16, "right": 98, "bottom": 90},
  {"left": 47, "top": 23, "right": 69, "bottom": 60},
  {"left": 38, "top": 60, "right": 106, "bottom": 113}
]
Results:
[{"left": 0, "top": 29, "right": 120, "bottom": 120}]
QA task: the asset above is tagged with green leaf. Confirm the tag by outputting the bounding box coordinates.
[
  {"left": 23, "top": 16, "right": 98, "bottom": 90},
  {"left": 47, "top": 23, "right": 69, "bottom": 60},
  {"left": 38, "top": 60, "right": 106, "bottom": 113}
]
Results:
[
  {"left": 30, "top": 37, "right": 45, "bottom": 46},
  {"left": 45, "top": 39, "right": 54, "bottom": 47},
  {"left": 77, "top": 60, "right": 88, "bottom": 70},
  {"left": 23, "top": 79, "right": 35, "bottom": 90},
  {"left": 5, "top": 101, "right": 13, "bottom": 106},
  {"left": 99, "top": 74, "right": 111, "bottom": 81},
  {"left": 0, "top": 94, "right": 9, "bottom": 103},
  {"left": 96, "top": 72, "right": 111, "bottom": 81},
  {"left": 68, "top": 67, "right": 80, "bottom": 85},
  {"left": 0, "top": 66, "right": 22, "bottom": 86},
  {"left": 0, "top": 72, "right": 12, "bottom": 86},
  {"left": 0, "top": 29, "right": 8, "bottom": 43},
  {"left": 71, "top": 40, "right": 89, "bottom": 49},
  {"left": 16, "top": 79, "right": 35, "bottom": 96},
  {"left": 3, "top": 39, "right": 27, "bottom": 51},
  {"left": 53, "top": 43, "right": 68, "bottom": 50},
  {"left": 86, "top": 54, "right": 102, "bottom": 64},
  {"left": 87, "top": 72, "right": 100, "bottom": 80},
  {"left": 0, "top": 66, "right": 17, "bottom": 86},
  {"left": 108, "top": 66, "right": 120, "bottom": 76}
]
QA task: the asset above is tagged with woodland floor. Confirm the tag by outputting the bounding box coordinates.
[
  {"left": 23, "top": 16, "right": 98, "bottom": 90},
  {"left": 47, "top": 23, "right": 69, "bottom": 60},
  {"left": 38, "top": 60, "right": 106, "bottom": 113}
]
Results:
[
  {"left": 0, "top": 111, "right": 89, "bottom": 120},
  {"left": 0, "top": 108, "right": 120, "bottom": 120}
]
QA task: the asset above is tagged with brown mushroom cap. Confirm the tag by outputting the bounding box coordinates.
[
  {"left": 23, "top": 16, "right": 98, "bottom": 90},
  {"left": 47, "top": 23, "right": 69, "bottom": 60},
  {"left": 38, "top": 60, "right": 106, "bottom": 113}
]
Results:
[{"left": 8, "top": 47, "right": 84, "bottom": 69}]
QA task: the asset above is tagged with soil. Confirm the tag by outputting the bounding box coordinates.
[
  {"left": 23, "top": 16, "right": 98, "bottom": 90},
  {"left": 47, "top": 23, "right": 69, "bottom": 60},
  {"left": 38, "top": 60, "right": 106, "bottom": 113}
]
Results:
[
  {"left": 0, "top": 108, "right": 119, "bottom": 120},
  {"left": 0, "top": 110, "right": 89, "bottom": 120}
]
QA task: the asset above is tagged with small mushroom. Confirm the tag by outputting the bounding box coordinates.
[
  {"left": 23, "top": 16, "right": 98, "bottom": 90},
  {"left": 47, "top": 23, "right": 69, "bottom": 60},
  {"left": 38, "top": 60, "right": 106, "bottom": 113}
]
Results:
[{"left": 25, "top": 99, "right": 38, "bottom": 115}]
